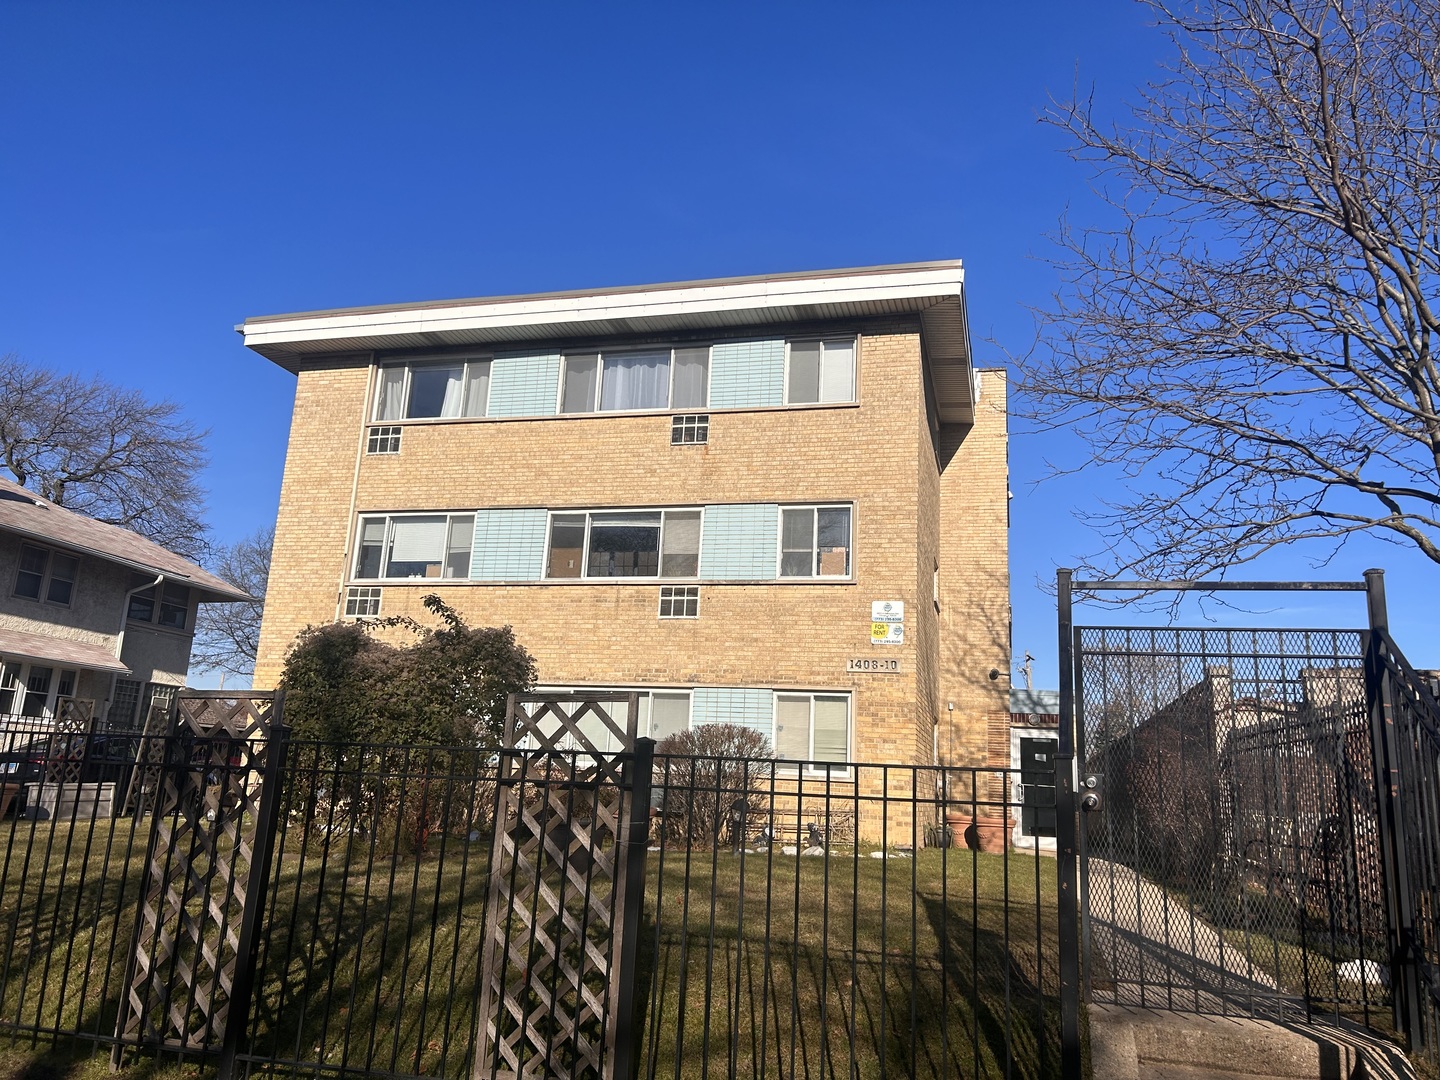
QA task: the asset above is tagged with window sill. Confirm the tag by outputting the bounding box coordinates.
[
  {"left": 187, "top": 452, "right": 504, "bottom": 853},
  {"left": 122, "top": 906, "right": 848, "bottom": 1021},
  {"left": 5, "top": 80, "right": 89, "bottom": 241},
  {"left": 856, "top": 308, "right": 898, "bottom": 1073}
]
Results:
[
  {"left": 125, "top": 620, "right": 192, "bottom": 637},
  {"left": 367, "top": 400, "right": 861, "bottom": 428}
]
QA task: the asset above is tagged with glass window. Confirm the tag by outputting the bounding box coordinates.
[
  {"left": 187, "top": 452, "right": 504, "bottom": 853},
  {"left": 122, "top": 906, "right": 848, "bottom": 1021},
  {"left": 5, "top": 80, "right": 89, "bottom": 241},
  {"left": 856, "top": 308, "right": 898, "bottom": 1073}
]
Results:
[
  {"left": 446, "top": 517, "right": 475, "bottom": 578},
  {"left": 820, "top": 340, "right": 856, "bottom": 402},
  {"left": 463, "top": 362, "right": 490, "bottom": 416},
  {"left": 813, "top": 696, "right": 849, "bottom": 762},
  {"left": 601, "top": 350, "right": 671, "bottom": 411},
  {"left": 775, "top": 695, "right": 811, "bottom": 761},
  {"left": 787, "top": 342, "right": 822, "bottom": 404},
  {"left": 660, "top": 511, "right": 701, "bottom": 577},
  {"left": 46, "top": 553, "right": 78, "bottom": 606},
  {"left": 21, "top": 667, "right": 52, "bottom": 718},
  {"left": 780, "top": 506, "right": 851, "bottom": 578},
  {"left": 159, "top": 583, "right": 190, "bottom": 630},
  {"left": 817, "top": 507, "right": 852, "bottom": 576},
  {"left": 650, "top": 692, "right": 691, "bottom": 742},
  {"left": 408, "top": 363, "right": 464, "bottom": 418},
  {"left": 672, "top": 347, "right": 709, "bottom": 409},
  {"left": 375, "top": 367, "right": 407, "bottom": 421},
  {"left": 373, "top": 360, "right": 490, "bottom": 420},
  {"left": 0, "top": 663, "right": 22, "bottom": 715},
  {"left": 561, "top": 354, "right": 599, "bottom": 413},
  {"left": 128, "top": 587, "right": 157, "bottom": 623},
  {"left": 780, "top": 509, "right": 815, "bottom": 577},
  {"left": 775, "top": 693, "right": 850, "bottom": 773},
  {"left": 109, "top": 679, "right": 142, "bottom": 728},
  {"left": 547, "top": 515, "right": 586, "bottom": 578},
  {"left": 14, "top": 545, "right": 46, "bottom": 600},
  {"left": 587, "top": 512, "right": 661, "bottom": 577},
  {"left": 787, "top": 339, "right": 856, "bottom": 404},
  {"left": 356, "top": 519, "right": 386, "bottom": 579},
  {"left": 353, "top": 514, "right": 476, "bottom": 580}
]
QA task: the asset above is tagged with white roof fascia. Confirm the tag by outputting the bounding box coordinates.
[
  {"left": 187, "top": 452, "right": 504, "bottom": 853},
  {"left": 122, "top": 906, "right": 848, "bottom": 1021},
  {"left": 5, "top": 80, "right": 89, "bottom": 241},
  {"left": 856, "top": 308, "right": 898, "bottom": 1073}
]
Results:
[{"left": 242, "top": 264, "right": 965, "bottom": 353}]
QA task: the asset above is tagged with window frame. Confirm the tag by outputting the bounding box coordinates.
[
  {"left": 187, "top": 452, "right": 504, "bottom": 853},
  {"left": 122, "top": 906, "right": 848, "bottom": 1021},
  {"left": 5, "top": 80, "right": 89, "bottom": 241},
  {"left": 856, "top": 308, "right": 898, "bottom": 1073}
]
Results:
[
  {"left": 544, "top": 507, "right": 704, "bottom": 581},
  {"left": 351, "top": 512, "right": 477, "bottom": 582},
  {"left": 773, "top": 691, "right": 852, "bottom": 777},
  {"left": 127, "top": 579, "right": 192, "bottom": 632},
  {"left": 372, "top": 355, "right": 493, "bottom": 422},
  {"left": 776, "top": 504, "right": 853, "bottom": 579},
  {"left": 12, "top": 543, "right": 80, "bottom": 607},
  {"left": 0, "top": 661, "right": 79, "bottom": 720},
  {"left": 783, "top": 337, "right": 858, "bottom": 405},
  {"left": 558, "top": 345, "right": 713, "bottom": 415}
]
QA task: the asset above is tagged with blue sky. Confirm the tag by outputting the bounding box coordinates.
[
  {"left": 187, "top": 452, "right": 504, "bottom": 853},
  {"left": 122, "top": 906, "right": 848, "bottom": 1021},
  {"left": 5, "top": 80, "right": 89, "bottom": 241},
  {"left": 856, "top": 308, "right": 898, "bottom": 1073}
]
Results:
[{"left": 1, "top": 2, "right": 1432, "bottom": 686}]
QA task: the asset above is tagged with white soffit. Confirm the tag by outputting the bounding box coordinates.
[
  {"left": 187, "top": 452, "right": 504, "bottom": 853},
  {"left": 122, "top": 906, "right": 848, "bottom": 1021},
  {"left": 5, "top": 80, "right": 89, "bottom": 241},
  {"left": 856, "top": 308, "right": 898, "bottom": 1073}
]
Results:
[{"left": 241, "top": 261, "right": 977, "bottom": 424}]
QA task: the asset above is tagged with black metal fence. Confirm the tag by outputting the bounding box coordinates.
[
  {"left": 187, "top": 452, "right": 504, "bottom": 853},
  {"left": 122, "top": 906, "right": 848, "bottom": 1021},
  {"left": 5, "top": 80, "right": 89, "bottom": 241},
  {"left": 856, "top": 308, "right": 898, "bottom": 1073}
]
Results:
[{"left": 0, "top": 727, "right": 1064, "bottom": 1080}]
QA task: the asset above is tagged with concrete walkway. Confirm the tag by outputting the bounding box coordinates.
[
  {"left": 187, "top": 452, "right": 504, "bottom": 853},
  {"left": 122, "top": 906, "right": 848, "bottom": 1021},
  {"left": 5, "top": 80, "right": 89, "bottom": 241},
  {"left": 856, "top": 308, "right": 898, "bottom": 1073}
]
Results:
[
  {"left": 1083, "top": 860, "right": 1415, "bottom": 1079},
  {"left": 1084, "top": 858, "right": 1285, "bottom": 1015}
]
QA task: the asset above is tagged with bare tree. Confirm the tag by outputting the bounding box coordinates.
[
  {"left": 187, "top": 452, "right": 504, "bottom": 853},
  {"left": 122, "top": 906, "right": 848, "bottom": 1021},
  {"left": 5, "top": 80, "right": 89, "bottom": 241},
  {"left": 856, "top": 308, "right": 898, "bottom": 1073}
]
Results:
[
  {"left": 190, "top": 525, "right": 271, "bottom": 680},
  {"left": 1022, "top": 0, "right": 1440, "bottom": 578},
  {"left": 0, "top": 353, "right": 209, "bottom": 560}
]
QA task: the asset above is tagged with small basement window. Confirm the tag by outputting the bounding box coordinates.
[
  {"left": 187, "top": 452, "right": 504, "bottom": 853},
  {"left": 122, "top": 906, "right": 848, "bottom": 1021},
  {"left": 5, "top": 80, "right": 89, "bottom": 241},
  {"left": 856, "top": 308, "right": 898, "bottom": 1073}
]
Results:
[
  {"left": 671, "top": 414, "right": 709, "bottom": 445},
  {"left": 345, "top": 586, "right": 382, "bottom": 617},
  {"left": 367, "top": 426, "right": 403, "bottom": 454},
  {"left": 659, "top": 585, "right": 699, "bottom": 618}
]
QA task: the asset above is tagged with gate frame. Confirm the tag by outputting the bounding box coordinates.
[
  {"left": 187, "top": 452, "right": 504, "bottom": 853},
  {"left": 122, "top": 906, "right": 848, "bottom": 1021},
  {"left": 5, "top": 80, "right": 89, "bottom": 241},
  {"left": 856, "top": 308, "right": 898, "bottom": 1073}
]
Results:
[{"left": 1055, "top": 570, "right": 1417, "bottom": 1078}]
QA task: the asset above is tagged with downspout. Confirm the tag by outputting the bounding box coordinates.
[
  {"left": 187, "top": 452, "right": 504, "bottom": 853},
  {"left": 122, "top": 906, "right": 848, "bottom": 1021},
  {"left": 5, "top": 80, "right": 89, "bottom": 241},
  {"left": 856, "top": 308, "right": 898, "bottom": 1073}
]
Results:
[{"left": 108, "top": 573, "right": 164, "bottom": 724}]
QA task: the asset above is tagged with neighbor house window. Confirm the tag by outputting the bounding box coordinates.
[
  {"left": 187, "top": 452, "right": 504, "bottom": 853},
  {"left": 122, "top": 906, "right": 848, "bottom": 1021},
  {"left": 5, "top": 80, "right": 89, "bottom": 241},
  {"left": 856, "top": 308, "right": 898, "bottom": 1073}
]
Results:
[
  {"left": 786, "top": 339, "right": 856, "bottom": 404},
  {"left": 778, "top": 506, "right": 852, "bottom": 577},
  {"left": 560, "top": 346, "right": 710, "bottom": 414},
  {"left": 13, "top": 544, "right": 79, "bottom": 606},
  {"left": 127, "top": 580, "right": 192, "bottom": 631},
  {"left": 373, "top": 358, "right": 491, "bottom": 420},
  {"left": 545, "top": 509, "right": 702, "bottom": 579},
  {"left": 774, "top": 693, "right": 850, "bottom": 773},
  {"left": 353, "top": 514, "right": 476, "bottom": 580}
]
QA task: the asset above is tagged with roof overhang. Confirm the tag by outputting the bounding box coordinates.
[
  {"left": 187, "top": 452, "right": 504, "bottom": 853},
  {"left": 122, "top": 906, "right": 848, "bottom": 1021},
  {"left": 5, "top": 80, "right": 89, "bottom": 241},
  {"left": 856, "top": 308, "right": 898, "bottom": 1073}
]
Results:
[
  {"left": 0, "top": 521, "right": 251, "bottom": 603},
  {"left": 0, "top": 626, "right": 131, "bottom": 675},
  {"left": 240, "top": 260, "right": 977, "bottom": 425}
]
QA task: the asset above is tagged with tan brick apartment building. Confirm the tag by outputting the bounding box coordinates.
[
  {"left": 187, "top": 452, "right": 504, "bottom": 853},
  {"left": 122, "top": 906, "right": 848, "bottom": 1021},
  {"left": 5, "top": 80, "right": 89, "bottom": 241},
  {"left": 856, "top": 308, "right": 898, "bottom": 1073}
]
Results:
[{"left": 243, "top": 262, "right": 1010, "bottom": 772}]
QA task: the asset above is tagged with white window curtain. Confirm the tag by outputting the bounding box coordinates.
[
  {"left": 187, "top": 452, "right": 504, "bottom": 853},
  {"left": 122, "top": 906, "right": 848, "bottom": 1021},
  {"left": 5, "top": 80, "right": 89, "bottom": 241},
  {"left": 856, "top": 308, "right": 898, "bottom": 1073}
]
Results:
[
  {"left": 601, "top": 350, "right": 671, "bottom": 411},
  {"left": 672, "top": 347, "right": 709, "bottom": 409},
  {"left": 440, "top": 370, "right": 465, "bottom": 417},
  {"left": 388, "top": 517, "right": 448, "bottom": 563},
  {"left": 376, "top": 368, "right": 406, "bottom": 420}
]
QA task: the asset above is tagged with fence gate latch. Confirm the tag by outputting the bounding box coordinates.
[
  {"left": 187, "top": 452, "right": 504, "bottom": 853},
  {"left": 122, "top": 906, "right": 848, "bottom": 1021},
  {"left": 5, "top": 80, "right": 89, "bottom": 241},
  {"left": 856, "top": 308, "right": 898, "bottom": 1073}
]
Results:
[{"left": 1080, "top": 773, "right": 1103, "bottom": 813}]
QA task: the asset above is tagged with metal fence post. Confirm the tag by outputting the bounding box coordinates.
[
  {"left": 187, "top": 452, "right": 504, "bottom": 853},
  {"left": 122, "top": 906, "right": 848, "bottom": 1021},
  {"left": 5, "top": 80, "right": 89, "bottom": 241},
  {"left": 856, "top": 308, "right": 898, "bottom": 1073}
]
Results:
[
  {"left": 1363, "top": 570, "right": 1425, "bottom": 1050},
  {"left": 217, "top": 693, "right": 289, "bottom": 1080},
  {"left": 607, "top": 735, "right": 654, "bottom": 1080},
  {"left": 1056, "top": 569, "right": 1083, "bottom": 1080}
]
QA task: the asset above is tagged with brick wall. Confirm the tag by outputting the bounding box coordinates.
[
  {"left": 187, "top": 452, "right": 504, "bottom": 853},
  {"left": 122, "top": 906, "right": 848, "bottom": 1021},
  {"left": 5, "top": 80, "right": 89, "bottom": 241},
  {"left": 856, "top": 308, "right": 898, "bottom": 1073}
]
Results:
[{"left": 255, "top": 331, "right": 1011, "bottom": 773}]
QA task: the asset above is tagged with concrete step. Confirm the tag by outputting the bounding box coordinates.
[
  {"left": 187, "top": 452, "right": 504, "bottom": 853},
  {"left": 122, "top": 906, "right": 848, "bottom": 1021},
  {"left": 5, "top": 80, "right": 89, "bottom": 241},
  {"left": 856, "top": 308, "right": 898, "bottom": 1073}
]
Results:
[{"left": 1089, "top": 1005, "right": 1416, "bottom": 1080}]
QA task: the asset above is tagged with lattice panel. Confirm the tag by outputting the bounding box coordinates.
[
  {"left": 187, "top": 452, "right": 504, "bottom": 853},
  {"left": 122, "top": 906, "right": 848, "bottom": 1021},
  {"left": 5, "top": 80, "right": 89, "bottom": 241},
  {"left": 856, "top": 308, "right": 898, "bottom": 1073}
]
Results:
[
  {"left": 474, "top": 694, "right": 649, "bottom": 1080},
  {"left": 118, "top": 693, "right": 276, "bottom": 1057},
  {"left": 43, "top": 698, "right": 95, "bottom": 786},
  {"left": 123, "top": 700, "right": 176, "bottom": 816}
]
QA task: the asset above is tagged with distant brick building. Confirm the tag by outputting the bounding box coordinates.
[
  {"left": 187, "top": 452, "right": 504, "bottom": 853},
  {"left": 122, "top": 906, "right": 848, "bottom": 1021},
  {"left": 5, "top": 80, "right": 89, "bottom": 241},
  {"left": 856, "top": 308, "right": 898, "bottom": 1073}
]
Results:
[{"left": 242, "top": 262, "right": 1010, "bottom": 770}]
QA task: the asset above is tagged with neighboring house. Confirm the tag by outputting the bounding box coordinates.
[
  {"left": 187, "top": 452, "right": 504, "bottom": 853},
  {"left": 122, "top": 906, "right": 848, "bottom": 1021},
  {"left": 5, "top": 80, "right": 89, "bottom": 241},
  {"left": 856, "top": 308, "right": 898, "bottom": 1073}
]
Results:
[
  {"left": 243, "top": 261, "right": 1011, "bottom": 771},
  {"left": 0, "top": 475, "right": 251, "bottom": 728}
]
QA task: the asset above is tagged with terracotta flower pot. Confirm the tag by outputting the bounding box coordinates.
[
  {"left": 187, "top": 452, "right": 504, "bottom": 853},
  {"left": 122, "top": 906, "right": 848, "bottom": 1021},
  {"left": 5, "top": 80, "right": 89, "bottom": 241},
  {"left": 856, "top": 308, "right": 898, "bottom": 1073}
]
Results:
[{"left": 967, "top": 814, "right": 1013, "bottom": 853}]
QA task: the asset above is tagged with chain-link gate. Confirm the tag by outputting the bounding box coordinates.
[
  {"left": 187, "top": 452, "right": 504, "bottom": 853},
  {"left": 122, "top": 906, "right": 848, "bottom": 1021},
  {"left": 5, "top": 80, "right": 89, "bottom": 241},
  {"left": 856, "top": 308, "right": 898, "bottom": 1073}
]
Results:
[{"left": 1055, "top": 570, "right": 1440, "bottom": 1077}]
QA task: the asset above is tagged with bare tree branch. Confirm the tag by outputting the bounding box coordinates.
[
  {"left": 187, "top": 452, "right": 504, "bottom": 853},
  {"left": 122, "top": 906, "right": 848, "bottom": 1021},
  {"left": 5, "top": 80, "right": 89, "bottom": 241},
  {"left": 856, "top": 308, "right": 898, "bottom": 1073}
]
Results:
[
  {"left": 1021, "top": 0, "right": 1440, "bottom": 579},
  {"left": 0, "top": 353, "right": 210, "bottom": 560},
  {"left": 189, "top": 525, "right": 271, "bottom": 680}
]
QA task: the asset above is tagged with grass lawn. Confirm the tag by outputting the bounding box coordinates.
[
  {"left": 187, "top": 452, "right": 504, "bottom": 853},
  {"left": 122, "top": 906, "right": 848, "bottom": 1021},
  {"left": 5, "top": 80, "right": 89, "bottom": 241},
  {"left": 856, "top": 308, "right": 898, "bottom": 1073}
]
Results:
[{"left": 1, "top": 817, "right": 1063, "bottom": 1080}]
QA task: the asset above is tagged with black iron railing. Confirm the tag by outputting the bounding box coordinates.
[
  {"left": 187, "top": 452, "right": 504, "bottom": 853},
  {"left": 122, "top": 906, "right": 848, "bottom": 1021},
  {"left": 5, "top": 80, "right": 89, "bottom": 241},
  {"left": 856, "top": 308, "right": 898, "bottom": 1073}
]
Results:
[{"left": 0, "top": 730, "right": 1065, "bottom": 1080}]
